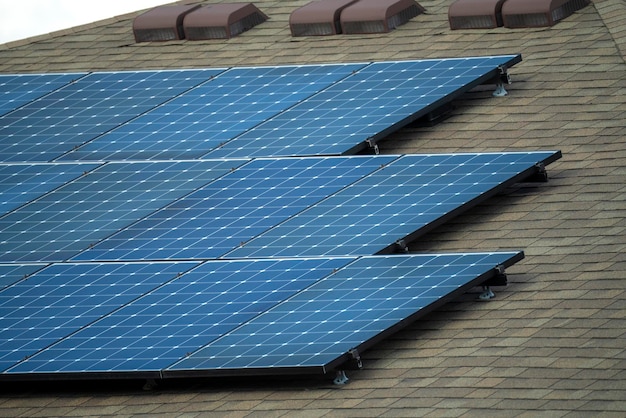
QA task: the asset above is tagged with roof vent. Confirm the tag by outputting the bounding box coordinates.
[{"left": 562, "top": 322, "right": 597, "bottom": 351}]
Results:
[
  {"left": 183, "top": 3, "right": 268, "bottom": 40},
  {"left": 502, "top": 0, "right": 590, "bottom": 28},
  {"left": 448, "top": 0, "right": 507, "bottom": 29},
  {"left": 133, "top": 4, "right": 201, "bottom": 42},
  {"left": 340, "top": 0, "right": 425, "bottom": 34},
  {"left": 289, "top": 0, "right": 360, "bottom": 36}
]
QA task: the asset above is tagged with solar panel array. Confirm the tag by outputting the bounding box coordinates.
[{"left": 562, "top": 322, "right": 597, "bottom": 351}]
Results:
[
  {"left": 0, "top": 54, "right": 562, "bottom": 381},
  {"left": 2, "top": 252, "right": 522, "bottom": 379},
  {"left": 1, "top": 55, "right": 521, "bottom": 163}
]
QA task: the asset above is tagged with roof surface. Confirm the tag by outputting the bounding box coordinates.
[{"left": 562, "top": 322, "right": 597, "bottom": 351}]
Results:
[{"left": 1, "top": 0, "right": 625, "bottom": 416}]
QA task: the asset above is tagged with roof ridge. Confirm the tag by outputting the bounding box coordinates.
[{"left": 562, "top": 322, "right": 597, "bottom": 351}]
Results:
[{"left": 592, "top": 0, "right": 626, "bottom": 63}]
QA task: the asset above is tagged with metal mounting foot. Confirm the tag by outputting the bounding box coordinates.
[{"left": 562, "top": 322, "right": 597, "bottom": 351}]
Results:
[
  {"left": 478, "top": 285, "right": 495, "bottom": 300},
  {"left": 366, "top": 138, "right": 379, "bottom": 155},
  {"left": 333, "top": 370, "right": 349, "bottom": 385},
  {"left": 493, "top": 82, "right": 508, "bottom": 97}
]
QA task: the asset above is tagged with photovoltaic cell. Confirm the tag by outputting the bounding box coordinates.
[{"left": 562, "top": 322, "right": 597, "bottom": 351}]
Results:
[
  {"left": 226, "top": 151, "right": 560, "bottom": 258},
  {"left": 0, "top": 72, "right": 86, "bottom": 117},
  {"left": 0, "top": 69, "right": 223, "bottom": 162},
  {"left": 0, "top": 159, "right": 240, "bottom": 262},
  {"left": 71, "top": 156, "right": 396, "bottom": 262},
  {"left": 167, "top": 252, "right": 523, "bottom": 374},
  {"left": 0, "top": 162, "right": 101, "bottom": 216},
  {"left": 59, "top": 63, "right": 366, "bottom": 161},
  {"left": 0, "top": 264, "right": 46, "bottom": 291},
  {"left": 0, "top": 261, "right": 198, "bottom": 373},
  {"left": 5, "top": 258, "right": 350, "bottom": 375},
  {"left": 205, "top": 55, "right": 521, "bottom": 158}
]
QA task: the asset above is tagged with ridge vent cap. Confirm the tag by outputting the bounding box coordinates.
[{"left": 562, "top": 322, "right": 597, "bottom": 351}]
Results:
[
  {"left": 340, "top": 0, "right": 425, "bottom": 34},
  {"left": 502, "top": 0, "right": 590, "bottom": 28},
  {"left": 448, "top": 0, "right": 507, "bottom": 29},
  {"left": 133, "top": 4, "right": 201, "bottom": 42},
  {"left": 290, "top": 0, "right": 360, "bottom": 36},
  {"left": 183, "top": 3, "right": 268, "bottom": 40}
]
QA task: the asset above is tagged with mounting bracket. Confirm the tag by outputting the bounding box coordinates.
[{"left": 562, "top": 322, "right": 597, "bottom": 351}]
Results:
[
  {"left": 492, "top": 65, "right": 511, "bottom": 97},
  {"left": 366, "top": 138, "right": 380, "bottom": 155},
  {"left": 333, "top": 370, "right": 349, "bottom": 385},
  {"left": 483, "top": 264, "right": 508, "bottom": 287},
  {"left": 479, "top": 265, "right": 507, "bottom": 300},
  {"left": 332, "top": 348, "right": 363, "bottom": 385},
  {"left": 498, "top": 65, "right": 512, "bottom": 84},
  {"left": 347, "top": 348, "right": 363, "bottom": 370},
  {"left": 395, "top": 239, "right": 409, "bottom": 253},
  {"left": 493, "top": 82, "right": 508, "bottom": 97},
  {"left": 478, "top": 285, "right": 496, "bottom": 300},
  {"left": 529, "top": 162, "right": 549, "bottom": 182}
]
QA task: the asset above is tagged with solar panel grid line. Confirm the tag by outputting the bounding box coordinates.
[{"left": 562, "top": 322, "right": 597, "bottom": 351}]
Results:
[
  {"left": 0, "top": 162, "right": 103, "bottom": 217},
  {"left": 0, "top": 68, "right": 225, "bottom": 163},
  {"left": 0, "top": 55, "right": 554, "bottom": 382},
  {"left": 204, "top": 55, "right": 522, "bottom": 159},
  {"left": 0, "top": 261, "right": 200, "bottom": 374},
  {"left": 1, "top": 257, "right": 355, "bottom": 377},
  {"left": 0, "top": 263, "right": 48, "bottom": 291},
  {"left": 71, "top": 155, "right": 399, "bottom": 262},
  {"left": 223, "top": 151, "right": 561, "bottom": 259},
  {"left": 352, "top": 56, "right": 523, "bottom": 151},
  {"left": 373, "top": 150, "right": 564, "bottom": 254},
  {"left": 60, "top": 63, "right": 366, "bottom": 162},
  {"left": 165, "top": 252, "right": 524, "bottom": 376},
  {"left": 0, "top": 159, "right": 242, "bottom": 263},
  {"left": 0, "top": 72, "right": 89, "bottom": 118},
  {"left": 51, "top": 69, "right": 232, "bottom": 162}
]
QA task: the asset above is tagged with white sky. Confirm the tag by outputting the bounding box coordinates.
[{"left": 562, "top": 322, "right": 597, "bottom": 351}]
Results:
[{"left": 0, "top": 0, "right": 174, "bottom": 44}]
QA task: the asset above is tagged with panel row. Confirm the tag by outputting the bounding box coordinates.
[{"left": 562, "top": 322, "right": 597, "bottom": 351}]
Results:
[
  {"left": 0, "top": 55, "right": 521, "bottom": 163},
  {"left": 0, "top": 151, "right": 560, "bottom": 263},
  {"left": 0, "top": 252, "right": 522, "bottom": 379}
]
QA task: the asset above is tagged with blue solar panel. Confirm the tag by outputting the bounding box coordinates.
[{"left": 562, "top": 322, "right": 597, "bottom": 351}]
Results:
[
  {"left": 205, "top": 55, "right": 521, "bottom": 158},
  {"left": 71, "top": 156, "right": 396, "bottom": 262},
  {"left": 3, "top": 258, "right": 350, "bottom": 375},
  {"left": 59, "top": 63, "right": 366, "bottom": 161},
  {"left": 0, "top": 264, "right": 46, "bottom": 291},
  {"left": 0, "top": 69, "right": 224, "bottom": 162},
  {"left": 0, "top": 261, "right": 198, "bottom": 373},
  {"left": 224, "top": 151, "right": 560, "bottom": 258},
  {"left": 0, "top": 72, "right": 86, "bottom": 117},
  {"left": 0, "top": 55, "right": 559, "bottom": 382},
  {"left": 166, "top": 252, "right": 523, "bottom": 374},
  {"left": 0, "top": 162, "right": 100, "bottom": 216},
  {"left": 0, "top": 160, "right": 240, "bottom": 262}
]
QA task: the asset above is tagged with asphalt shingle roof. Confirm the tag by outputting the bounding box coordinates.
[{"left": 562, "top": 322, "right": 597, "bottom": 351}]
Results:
[{"left": 0, "top": 0, "right": 625, "bottom": 416}]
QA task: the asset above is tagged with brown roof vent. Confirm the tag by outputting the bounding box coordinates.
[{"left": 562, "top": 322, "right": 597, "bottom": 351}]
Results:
[
  {"left": 448, "top": 0, "right": 507, "bottom": 29},
  {"left": 289, "top": 0, "right": 360, "bottom": 36},
  {"left": 183, "top": 3, "right": 268, "bottom": 40},
  {"left": 133, "top": 4, "right": 201, "bottom": 42},
  {"left": 502, "top": 0, "right": 590, "bottom": 28},
  {"left": 340, "top": 0, "right": 425, "bottom": 34}
]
